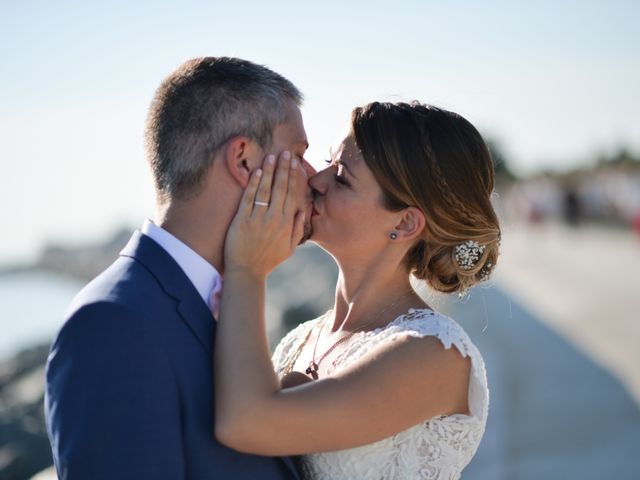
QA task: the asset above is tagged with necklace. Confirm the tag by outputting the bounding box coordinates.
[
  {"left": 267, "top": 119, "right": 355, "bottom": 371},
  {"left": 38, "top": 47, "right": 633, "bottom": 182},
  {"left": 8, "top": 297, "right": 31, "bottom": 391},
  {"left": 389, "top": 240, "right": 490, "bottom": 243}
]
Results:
[{"left": 302, "top": 289, "right": 415, "bottom": 380}]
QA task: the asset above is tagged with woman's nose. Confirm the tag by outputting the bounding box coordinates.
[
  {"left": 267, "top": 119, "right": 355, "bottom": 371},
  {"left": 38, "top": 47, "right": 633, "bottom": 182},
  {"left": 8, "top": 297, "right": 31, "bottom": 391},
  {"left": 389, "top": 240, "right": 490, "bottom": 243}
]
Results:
[{"left": 308, "top": 167, "right": 328, "bottom": 195}]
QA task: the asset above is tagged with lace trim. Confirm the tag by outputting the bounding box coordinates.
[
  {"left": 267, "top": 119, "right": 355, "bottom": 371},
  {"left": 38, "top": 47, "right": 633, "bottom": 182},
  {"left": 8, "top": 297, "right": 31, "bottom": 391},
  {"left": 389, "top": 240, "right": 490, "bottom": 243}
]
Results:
[
  {"left": 272, "top": 308, "right": 489, "bottom": 480},
  {"left": 272, "top": 317, "right": 319, "bottom": 376},
  {"left": 273, "top": 308, "right": 488, "bottom": 421}
]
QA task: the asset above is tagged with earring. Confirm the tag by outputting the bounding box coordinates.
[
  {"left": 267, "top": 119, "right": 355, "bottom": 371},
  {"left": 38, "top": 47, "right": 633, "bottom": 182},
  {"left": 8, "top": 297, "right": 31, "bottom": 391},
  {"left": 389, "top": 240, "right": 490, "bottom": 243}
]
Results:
[{"left": 389, "top": 232, "right": 398, "bottom": 240}]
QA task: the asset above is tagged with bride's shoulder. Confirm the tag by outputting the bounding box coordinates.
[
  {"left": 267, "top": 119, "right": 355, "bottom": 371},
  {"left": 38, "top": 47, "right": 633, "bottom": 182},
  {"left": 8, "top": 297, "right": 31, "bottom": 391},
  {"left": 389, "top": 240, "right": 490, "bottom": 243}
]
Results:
[{"left": 384, "top": 308, "right": 489, "bottom": 419}]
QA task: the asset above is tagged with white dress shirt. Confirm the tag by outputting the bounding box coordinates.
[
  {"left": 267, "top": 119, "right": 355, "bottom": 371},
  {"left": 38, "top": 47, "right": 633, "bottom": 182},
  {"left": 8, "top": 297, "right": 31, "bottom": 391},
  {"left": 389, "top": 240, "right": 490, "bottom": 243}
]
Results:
[{"left": 141, "top": 219, "right": 223, "bottom": 318}]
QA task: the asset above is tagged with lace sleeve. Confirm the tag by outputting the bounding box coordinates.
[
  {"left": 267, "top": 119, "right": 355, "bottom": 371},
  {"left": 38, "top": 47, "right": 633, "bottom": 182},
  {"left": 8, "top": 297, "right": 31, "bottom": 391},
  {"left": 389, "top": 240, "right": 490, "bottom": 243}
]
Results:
[{"left": 328, "top": 308, "right": 489, "bottom": 421}]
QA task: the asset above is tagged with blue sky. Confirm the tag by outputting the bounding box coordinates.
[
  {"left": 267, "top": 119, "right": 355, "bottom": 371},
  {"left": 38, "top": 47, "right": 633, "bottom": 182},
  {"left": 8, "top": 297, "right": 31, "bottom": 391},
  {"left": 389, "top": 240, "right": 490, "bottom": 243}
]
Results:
[{"left": 1, "top": 0, "right": 639, "bottom": 263}]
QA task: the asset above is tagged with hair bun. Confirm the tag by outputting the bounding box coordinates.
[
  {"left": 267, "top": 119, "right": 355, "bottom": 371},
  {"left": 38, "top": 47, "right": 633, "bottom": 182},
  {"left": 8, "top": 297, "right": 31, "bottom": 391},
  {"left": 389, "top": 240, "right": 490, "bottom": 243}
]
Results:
[{"left": 410, "top": 237, "right": 500, "bottom": 295}]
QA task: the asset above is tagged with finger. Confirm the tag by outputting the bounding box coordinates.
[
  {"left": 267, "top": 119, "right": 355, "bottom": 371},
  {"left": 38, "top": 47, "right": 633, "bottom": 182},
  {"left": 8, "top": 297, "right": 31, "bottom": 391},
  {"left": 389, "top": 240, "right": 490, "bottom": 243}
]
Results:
[
  {"left": 238, "top": 168, "right": 263, "bottom": 218},
  {"left": 270, "top": 151, "right": 291, "bottom": 214},
  {"left": 253, "top": 154, "right": 277, "bottom": 215},
  {"left": 283, "top": 157, "right": 300, "bottom": 218},
  {"left": 291, "top": 210, "right": 306, "bottom": 249}
]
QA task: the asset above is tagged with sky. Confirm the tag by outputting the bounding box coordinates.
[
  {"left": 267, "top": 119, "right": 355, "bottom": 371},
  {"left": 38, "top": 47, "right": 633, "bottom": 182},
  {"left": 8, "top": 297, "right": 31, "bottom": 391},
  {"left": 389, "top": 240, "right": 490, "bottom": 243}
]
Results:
[{"left": 1, "top": 0, "right": 639, "bottom": 264}]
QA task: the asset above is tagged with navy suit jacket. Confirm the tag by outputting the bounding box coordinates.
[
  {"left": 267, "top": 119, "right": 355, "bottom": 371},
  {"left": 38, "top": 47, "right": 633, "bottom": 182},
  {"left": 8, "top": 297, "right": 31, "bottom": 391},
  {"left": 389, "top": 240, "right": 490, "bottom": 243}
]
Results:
[{"left": 45, "top": 231, "right": 300, "bottom": 480}]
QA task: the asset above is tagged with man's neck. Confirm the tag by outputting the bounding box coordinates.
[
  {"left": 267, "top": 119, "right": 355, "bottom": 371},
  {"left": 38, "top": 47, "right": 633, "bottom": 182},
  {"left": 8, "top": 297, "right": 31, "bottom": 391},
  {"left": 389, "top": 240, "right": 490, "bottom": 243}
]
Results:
[{"left": 154, "top": 201, "right": 229, "bottom": 275}]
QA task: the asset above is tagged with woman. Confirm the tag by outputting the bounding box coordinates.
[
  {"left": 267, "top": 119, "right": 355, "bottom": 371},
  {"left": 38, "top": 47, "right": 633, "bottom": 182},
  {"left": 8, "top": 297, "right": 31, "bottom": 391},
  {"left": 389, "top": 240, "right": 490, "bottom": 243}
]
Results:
[{"left": 214, "top": 101, "right": 501, "bottom": 479}]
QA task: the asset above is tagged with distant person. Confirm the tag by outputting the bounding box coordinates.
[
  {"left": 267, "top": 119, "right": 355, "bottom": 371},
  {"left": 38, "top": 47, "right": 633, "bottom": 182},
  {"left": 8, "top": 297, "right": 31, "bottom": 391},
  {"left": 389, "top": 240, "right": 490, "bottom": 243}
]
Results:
[
  {"left": 632, "top": 210, "right": 640, "bottom": 239},
  {"left": 528, "top": 201, "right": 545, "bottom": 224},
  {"left": 563, "top": 187, "right": 582, "bottom": 227},
  {"left": 214, "top": 102, "right": 501, "bottom": 478},
  {"left": 45, "top": 57, "right": 314, "bottom": 479}
]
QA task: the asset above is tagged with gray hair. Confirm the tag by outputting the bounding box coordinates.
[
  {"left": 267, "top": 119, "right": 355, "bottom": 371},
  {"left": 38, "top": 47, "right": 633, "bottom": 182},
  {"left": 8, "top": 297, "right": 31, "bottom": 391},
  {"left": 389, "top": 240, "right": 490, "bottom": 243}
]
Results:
[{"left": 145, "top": 57, "right": 303, "bottom": 201}]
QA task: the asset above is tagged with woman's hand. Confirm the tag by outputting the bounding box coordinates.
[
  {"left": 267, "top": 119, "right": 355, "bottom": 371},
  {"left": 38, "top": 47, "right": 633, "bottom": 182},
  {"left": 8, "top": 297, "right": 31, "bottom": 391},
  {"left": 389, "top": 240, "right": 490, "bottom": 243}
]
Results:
[{"left": 224, "top": 150, "right": 306, "bottom": 279}]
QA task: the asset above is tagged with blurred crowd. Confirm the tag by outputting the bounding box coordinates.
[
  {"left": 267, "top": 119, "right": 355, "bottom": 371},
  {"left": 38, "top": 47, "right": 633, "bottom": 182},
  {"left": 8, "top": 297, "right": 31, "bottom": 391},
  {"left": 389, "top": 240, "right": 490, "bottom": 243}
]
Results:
[{"left": 494, "top": 151, "right": 640, "bottom": 234}]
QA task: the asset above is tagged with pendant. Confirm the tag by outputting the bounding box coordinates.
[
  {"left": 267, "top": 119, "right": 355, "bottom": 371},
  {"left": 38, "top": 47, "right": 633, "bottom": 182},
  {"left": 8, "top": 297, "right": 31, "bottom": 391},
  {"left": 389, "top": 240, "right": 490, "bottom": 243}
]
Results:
[{"left": 305, "top": 361, "right": 319, "bottom": 380}]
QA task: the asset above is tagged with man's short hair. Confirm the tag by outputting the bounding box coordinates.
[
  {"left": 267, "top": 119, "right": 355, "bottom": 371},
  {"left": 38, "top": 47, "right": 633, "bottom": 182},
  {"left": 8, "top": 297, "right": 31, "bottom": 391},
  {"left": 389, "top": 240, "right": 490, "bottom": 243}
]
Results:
[{"left": 145, "top": 57, "right": 303, "bottom": 201}]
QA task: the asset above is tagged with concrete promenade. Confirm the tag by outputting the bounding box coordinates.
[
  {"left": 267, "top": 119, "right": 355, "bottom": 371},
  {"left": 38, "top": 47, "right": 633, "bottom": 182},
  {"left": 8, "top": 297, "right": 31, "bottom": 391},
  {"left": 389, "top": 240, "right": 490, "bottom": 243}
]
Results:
[{"left": 441, "top": 223, "right": 640, "bottom": 479}]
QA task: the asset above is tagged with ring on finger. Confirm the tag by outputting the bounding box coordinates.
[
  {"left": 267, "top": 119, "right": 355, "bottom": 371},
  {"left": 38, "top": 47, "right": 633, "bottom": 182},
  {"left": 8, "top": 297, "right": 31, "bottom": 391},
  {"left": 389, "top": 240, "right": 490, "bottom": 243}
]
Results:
[{"left": 254, "top": 200, "right": 270, "bottom": 207}]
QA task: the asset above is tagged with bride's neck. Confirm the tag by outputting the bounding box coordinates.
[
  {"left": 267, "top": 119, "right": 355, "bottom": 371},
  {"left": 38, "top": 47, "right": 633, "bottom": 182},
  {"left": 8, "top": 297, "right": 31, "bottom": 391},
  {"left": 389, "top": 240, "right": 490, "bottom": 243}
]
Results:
[{"left": 330, "top": 257, "right": 418, "bottom": 333}]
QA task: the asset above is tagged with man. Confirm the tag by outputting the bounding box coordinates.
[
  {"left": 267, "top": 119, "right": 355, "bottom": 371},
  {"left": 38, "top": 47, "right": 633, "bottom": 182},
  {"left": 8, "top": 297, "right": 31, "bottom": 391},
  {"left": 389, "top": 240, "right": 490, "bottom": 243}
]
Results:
[{"left": 45, "top": 57, "right": 314, "bottom": 479}]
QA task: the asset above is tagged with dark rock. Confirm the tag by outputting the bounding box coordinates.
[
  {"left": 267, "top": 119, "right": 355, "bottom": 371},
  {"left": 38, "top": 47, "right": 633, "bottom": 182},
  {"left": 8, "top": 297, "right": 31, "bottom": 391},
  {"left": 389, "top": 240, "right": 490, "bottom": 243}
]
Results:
[
  {"left": 0, "top": 345, "right": 49, "bottom": 393},
  {"left": 0, "top": 345, "right": 53, "bottom": 480},
  {"left": 35, "top": 228, "right": 132, "bottom": 282}
]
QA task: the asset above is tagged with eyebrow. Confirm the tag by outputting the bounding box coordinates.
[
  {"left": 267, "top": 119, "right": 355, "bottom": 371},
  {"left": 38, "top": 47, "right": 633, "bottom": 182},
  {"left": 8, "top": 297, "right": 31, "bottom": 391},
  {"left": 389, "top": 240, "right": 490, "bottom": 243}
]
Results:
[
  {"left": 339, "top": 159, "right": 356, "bottom": 178},
  {"left": 330, "top": 146, "right": 356, "bottom": 178}
]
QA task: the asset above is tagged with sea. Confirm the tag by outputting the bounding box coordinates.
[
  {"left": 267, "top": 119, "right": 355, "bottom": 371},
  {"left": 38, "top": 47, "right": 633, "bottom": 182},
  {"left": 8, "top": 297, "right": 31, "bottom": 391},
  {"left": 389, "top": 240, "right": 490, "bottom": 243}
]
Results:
[{"left": 0, "top": 271, "right": 83, "bottom": 361}]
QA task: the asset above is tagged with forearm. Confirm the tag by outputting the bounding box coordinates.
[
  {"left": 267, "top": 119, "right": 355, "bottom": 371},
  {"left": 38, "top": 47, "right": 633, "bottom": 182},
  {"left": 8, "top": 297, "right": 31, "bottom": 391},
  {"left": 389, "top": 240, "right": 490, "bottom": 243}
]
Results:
[
  {"left": 214, "top": 152, "right": 306, "bottom": 448},
  {"left": 214, "top": 270, "right": 281, "bottom": 436}
]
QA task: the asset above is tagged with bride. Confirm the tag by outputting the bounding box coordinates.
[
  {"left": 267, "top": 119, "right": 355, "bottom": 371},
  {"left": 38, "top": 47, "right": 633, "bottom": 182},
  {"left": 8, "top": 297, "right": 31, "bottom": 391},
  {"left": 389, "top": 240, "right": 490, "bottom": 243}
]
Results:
[{"left": 214, "top": 101, "right": 501, "bottom": 479}]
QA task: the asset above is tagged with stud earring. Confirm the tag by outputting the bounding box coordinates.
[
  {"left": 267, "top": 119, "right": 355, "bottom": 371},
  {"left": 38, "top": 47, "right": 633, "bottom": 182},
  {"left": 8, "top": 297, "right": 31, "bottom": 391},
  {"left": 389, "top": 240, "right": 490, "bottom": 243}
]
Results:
[{"left": 389, "top": 232, "right": 398, "bottom": 240}]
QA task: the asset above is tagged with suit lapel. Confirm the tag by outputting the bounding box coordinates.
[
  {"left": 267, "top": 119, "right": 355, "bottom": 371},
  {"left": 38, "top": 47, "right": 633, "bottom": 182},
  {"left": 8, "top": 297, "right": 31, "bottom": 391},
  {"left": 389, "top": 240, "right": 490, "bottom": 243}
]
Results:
[
  {"left": 281, "top": 456, "right": 301, "bottom": 479},
  {"left": 120, "top": 231, "right": 215, "bottom": 354},
  {"left": 176, "top": 295, "right": 217, "bottom": 355},
  {"left": 121, "top": 231, "right": 300, "bottom": 479}
]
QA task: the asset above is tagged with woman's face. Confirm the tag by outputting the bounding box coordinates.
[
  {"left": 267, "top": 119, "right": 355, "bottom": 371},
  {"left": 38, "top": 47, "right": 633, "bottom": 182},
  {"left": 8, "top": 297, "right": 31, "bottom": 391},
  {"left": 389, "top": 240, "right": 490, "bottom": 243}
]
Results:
[{"left": 308, "top": 133, "right": 399, "bottom": 259}]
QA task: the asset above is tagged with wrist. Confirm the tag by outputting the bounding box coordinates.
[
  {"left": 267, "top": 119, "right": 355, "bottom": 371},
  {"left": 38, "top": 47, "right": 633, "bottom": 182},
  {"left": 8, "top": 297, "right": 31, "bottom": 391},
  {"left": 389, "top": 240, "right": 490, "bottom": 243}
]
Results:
[{"left": 223, "top": 267, "right": 267, "bottom": 284}]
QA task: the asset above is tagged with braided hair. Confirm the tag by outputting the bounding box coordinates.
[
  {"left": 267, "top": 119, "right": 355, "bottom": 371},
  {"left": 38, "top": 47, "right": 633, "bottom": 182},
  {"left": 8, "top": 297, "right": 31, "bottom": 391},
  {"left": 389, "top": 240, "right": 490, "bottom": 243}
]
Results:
[{"left": 351, "top": 101, "right": 501, "bottom": 294}]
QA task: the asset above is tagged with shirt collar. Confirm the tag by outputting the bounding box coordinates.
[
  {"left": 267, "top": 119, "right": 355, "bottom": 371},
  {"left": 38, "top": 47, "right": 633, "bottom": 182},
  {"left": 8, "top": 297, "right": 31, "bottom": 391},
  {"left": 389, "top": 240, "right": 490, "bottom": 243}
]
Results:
[{"left": 141, "top": 219, "right": 223, "bottom": 311}]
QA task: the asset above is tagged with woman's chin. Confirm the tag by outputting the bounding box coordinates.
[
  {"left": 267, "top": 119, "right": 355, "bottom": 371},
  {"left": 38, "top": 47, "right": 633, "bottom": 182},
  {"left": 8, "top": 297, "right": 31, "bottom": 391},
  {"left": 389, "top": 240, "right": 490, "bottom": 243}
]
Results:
[
  {"left": 308, "top": 220, "right": 337, "bottom": 251},
  {"left": 307, "top": 235, "right": 333, "bottom": 253}
]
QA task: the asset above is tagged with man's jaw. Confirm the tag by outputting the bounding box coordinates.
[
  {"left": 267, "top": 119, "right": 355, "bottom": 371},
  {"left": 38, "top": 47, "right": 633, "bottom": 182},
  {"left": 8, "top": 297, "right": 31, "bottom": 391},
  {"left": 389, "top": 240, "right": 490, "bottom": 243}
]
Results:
[{"left": 298, "top": 222, "right": 313, "bottom": 245}]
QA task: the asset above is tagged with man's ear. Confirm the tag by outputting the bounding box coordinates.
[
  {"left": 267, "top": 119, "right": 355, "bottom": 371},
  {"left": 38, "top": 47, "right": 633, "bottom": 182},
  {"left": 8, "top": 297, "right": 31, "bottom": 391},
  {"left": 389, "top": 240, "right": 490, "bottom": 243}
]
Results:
[
  {"left": 393, "top": 207, "right": 426, "bottom": 241},
  {"left": 222, "top": 136, "right": 262, "bottom": 187}
]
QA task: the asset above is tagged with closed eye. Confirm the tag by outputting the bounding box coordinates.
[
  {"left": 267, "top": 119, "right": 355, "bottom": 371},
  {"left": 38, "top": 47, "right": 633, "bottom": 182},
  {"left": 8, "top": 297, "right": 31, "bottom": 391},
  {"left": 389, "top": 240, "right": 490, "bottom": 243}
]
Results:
[
  {"left": 325, "top": 159, "right": 350, "bottom": 186},
  {"left": 335, "top": 174, "right": 350, "bottom": 186}
]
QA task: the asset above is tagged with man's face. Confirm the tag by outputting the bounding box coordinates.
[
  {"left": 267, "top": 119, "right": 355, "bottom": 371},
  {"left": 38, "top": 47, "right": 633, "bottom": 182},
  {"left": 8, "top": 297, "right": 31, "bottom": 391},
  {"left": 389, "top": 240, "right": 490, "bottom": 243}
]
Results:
[{"left": 268, "top": 102, "right": 315, "bottom": 243}]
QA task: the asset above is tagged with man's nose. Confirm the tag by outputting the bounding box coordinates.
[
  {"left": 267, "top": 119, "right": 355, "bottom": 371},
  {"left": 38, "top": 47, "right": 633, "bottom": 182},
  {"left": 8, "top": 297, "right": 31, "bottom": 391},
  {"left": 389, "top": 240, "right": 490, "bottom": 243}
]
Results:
[{"left": 302, "top": 161, "right": 317, "bottom": 178}]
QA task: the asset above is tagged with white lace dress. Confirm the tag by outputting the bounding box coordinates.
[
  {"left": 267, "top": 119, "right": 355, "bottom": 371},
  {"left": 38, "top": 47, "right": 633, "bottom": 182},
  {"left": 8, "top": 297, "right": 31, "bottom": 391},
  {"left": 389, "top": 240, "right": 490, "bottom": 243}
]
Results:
[{"left": 271, "top": 308, "right": 489, "bottom": 480}]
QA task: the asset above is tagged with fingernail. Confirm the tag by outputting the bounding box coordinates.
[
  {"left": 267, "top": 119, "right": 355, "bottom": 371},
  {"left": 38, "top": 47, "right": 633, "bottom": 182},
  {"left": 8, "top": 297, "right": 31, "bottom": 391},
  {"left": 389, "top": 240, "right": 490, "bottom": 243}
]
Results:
[
  {"left": 282, "top": 151, "right": 291, "bottom": 161},
  {"left": 255, "top": 168, "right": 263, "bottom": 177},
  {"left": 267, "top": 155, "right": 276, "bottom": 164},
  {"left": 291, "top": 157, "right": 298, "bottom": 168}
]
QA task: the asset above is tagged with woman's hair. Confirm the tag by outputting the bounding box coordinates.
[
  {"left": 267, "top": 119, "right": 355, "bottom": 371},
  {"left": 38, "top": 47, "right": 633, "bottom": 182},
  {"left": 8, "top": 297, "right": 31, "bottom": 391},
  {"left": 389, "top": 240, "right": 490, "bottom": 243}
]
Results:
[{"left": 351, "top": 101, "right": 501, "bottom": 294}]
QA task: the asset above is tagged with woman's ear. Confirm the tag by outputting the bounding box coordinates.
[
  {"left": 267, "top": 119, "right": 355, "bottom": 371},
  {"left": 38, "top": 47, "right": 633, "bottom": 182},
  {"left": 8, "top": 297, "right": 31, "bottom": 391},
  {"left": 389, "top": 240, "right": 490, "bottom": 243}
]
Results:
[
  {"left": 393, "top": 207, "right": 426, "bottom": 241},
  {"left": 223, "top": 136, "right": 262, "bottom": 187}
]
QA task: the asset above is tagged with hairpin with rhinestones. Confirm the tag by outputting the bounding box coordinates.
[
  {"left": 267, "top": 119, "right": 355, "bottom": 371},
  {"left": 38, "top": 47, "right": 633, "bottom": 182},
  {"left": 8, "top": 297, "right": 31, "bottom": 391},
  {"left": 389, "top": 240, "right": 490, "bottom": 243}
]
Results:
[
  {"left": 479, "top": 262, "right": 493, "bottom": 282},
  {"left": 454, "top": 240, "right": 485, "bottom": 271}
]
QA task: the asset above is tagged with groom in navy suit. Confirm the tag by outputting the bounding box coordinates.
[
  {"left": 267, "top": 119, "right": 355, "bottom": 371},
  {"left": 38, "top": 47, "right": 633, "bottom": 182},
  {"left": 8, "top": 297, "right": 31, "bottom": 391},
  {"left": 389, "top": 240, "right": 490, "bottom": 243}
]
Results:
[{"left": 45, "top": 57, "right": 314, "bottom": 479}]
